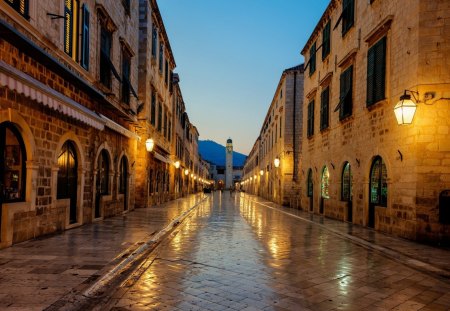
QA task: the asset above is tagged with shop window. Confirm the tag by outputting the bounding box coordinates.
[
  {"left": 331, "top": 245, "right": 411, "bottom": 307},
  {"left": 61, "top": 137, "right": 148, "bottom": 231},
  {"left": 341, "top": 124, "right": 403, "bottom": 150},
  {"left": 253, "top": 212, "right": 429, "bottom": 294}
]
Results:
[
  {"left": 370, "top": 156, "right": 387, "bottom": 207},
  {"left": 321, "top": 166, "right": 330, "bottom": 199},
  {"left": 0, "top": 122, "right": 26, "bottom": 202},
  {"left": 307, "top": 169, "right": 313, "bottom": 197},
  {"left": 341, "top": 162, "right": 352, "bottom": 201}
]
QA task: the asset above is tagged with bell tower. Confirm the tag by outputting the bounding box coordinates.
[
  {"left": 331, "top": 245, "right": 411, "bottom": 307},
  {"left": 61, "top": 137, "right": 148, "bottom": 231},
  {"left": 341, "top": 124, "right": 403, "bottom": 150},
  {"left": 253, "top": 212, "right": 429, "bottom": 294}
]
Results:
[{"left": 225, "top": 138, "right": 233, "bottom": 189}]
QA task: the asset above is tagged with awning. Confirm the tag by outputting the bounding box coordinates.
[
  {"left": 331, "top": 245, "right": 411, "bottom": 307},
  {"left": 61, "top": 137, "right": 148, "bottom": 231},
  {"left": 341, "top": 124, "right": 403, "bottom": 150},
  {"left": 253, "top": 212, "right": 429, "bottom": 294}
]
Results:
[
  {"left": 0, "top": 60, "right": 105, "bottom": 130},
  {"left": 154, "top": 151, "right": 171, "bottom": 164},
  {"left": 99, "top": 114, "right": 140, "bottom": 141}
]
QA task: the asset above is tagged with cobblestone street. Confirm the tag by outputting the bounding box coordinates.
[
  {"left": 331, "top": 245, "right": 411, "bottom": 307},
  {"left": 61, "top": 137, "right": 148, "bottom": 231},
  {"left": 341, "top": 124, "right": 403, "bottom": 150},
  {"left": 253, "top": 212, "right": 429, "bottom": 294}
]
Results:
[{"left": 106, "top": 192, "right": 450, "bottom": 311}]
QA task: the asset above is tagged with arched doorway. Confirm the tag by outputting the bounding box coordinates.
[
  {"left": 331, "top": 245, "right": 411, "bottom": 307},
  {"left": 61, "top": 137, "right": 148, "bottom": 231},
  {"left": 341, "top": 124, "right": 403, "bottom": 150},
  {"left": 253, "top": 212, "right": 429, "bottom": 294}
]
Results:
[
  {"left": 320, "top": 166, "right": 330, "bottom": 214},
  {"left": 307, "top": 169, "right": 313, "bottom": 212},
  {"left": 119, "top": 156, "right": 128, "bottom": 211},
  {"left": 342, "top": 162, "right": 352, "bottom": 222},
  {"left": 95, "top": 149, "right": 110, "bottom": 218},
  {"left": 0, "top": 122, "right": 27, "bottom": 238},
  {"left": 369, "top": 156, "right": 387, "bottom": 228},
  {"left": 57, "top": 141, "right": 78, "bottom": 224}
]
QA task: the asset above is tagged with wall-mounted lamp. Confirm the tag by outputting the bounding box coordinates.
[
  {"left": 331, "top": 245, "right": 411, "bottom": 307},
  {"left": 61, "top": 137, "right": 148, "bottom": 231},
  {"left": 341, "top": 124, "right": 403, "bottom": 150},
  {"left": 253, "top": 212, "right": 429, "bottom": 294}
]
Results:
[
  {"left": 260, "top": 169, "right": 264, "bottom": 176},
  {"left": 394, "top": 90, "right": 419, "bottom": 125},
  {"left": 174, "top": 161, "right": 180, "bottom": 169},
  {"left": 274, "top": 157, "right": 280, "bottom": 168},
  {"left": 190, "top": 173, "right": 194, "bottom": 178},
  {"left": 146, "top": 138, "right": 155, "bottom": 152},
  {"left": 184, "top": 169, "right": 189, "bottom": 176}
]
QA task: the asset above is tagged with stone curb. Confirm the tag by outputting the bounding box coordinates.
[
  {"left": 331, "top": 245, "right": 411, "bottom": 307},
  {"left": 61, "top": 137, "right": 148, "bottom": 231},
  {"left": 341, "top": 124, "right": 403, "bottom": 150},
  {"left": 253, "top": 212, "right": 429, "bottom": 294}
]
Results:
[
  {"left": 45, "top": 195, "right": 208, "bottom": 311},
  {"left": 251, "top": 198, "right": 450, "bottom": 281}
]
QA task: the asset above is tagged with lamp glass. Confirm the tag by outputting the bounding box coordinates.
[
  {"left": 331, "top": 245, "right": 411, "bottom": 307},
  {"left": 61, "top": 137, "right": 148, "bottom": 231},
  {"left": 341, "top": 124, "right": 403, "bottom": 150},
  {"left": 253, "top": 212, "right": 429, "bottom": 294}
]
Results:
[
  {"left": 174, "top": 161, "right": 180, "bottom": 169},
  {"left": 274, "top": 157, "right": 280, "bottom": 168},
  {"left": 184, "top": 169, "right": 189, "bottom": 176},
  {"left": 145, "top": 138, "right": 154, "bottom": 152},
  {"left": 394, "top": 97, "right": 417, "bottom": 125},
  {"left": 260, "top": 169, "right": 264, "bottom": 176}
]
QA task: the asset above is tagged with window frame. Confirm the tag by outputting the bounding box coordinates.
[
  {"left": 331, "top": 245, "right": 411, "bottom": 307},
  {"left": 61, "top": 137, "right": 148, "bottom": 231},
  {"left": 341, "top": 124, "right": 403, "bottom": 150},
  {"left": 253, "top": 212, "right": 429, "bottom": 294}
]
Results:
[
  {"left": 121, "top": 49, "right": 131, "bottom": 105},
  {"left": 322, "top": 21, "right": 331, "bottom": 60},
  {"left": 5, "top": 0, "right": 29, "bottom": 19},
  {"left": 342, "top": 0, "right": 355, "bottom": 36},
  {"left": 309, "top": 42, "right": 316, "bottom": 76},
  {"left": 341, "top": 162, "right": 352, "bottom": 201},
  {"left": 320, "top": 87, "right": 330, "bottom": 131},
  {"left": 339, "top": 65, "right": 353, "bottom": 120},
  {"left": 366, "top": 36, "right": 387, "bottom": 107},
  {"left": 307, "top": 100, "right": 315, "bottom": 138}
]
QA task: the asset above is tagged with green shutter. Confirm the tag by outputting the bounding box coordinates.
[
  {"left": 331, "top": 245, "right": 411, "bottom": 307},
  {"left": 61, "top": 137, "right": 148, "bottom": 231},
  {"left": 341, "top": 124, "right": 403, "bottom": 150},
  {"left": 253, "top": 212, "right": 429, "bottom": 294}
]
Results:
[
  {"left": 322, "top": 22, "right": 331, "bottom": 60},
  {"left": 64, "top": 0, "right": 73, "bottom": 56},
  {"left": 367, "top": 36, "right": 386, "bottom": 106},
  {"left": 367, "top": 46, "right": 375, "bottom": 105}
]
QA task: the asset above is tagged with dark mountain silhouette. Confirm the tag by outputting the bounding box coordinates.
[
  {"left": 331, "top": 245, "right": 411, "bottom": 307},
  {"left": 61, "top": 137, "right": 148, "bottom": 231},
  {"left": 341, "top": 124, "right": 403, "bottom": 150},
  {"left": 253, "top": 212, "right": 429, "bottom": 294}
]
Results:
[{"left": 199, "top": 140, "right": 247, "bottom": 167}]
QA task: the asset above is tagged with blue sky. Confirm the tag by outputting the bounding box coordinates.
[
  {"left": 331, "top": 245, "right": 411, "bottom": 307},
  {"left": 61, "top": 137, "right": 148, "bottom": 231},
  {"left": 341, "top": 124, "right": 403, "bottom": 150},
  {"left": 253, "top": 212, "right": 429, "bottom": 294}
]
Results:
[{"left": 158, "top": 0, "right": 330, "bottom": 154}]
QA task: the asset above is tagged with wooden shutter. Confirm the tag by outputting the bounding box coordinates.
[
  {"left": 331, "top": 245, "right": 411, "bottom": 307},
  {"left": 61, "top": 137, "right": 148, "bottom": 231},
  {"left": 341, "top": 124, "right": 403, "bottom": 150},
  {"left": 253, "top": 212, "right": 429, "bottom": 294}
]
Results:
[
  {"left": 321, "top": 87, "right": 329, "bottom": 130},
  {"left": 64, "top": 0, "right": 74, "bottom": 56},
  {"left": 309, "top": 42, "right": 316, "bottom": 76},
  {"left": 308, "top": 100, "right": 314, "bottom": 137},
  {"left": 367, "top": 36, "right": 386, "bottom": 106},
  {"left": 340, "top": 66, "right": 353, "bottom": 119},
  {"left": 342, "top": 0, "right": 354, "bottom": 35},
  {"left": 81, "top": 4, "right": 90, "bottom": 70},
  {"left": 322, "top": 22, "right": 331, "bottom": 60}
]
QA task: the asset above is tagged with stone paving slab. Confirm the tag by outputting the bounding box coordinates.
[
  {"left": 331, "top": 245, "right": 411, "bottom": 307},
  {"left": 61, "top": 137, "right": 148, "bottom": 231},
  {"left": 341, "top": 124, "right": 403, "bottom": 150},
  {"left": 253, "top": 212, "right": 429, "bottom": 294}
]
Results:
[
  {"left": 0, "top": 194, "right": 204, "bottom": 310},
  {"left": 243, "top": 194, "right": 450, "bottom": 280},
  {"left": 105, "top": 192, "right": 450, "bottom": 311}
]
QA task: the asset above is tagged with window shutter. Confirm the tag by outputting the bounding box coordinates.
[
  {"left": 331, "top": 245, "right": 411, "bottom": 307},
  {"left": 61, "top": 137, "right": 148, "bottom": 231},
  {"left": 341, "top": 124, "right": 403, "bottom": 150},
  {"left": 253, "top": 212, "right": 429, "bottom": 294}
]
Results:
[
  {"left": 374, "top": 37, "right": 386, "bottom": 103},
  {"left": 81, "top": 4, "right": 90, "bottom": 70},
  {"left": 322, "top": 22, "right": 331, "bottom": 60},
  {"left": 64, "top": 0, "right": 73, "bottom": 56},
  {"left": 366, "top": 46, "right": 375, "bottom": 105},
  {"left": 321, "top": 87, "right": 329, "bottom": 130},
  {"left": 309, "top": 42, "right": 316, "bottom": 76},
  {"left": 308, "top": 100, "right": 314, "bottom": 137}
]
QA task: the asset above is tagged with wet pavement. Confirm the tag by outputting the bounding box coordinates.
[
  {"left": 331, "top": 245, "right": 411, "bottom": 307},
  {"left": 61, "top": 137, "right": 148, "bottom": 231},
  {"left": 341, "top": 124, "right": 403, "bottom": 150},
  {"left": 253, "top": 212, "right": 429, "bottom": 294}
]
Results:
[
  {"left": 0, "top": 194, "right": 205, "bottom": 310},
  {"left": 106, "top": 192, "right": 450, "bottom": 311}
]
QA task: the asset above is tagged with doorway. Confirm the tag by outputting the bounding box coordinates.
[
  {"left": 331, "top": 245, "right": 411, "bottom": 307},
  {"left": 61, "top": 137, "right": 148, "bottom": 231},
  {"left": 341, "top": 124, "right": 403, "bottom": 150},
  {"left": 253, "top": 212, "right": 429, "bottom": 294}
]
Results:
[
  {"left": 95, "top": 149, "right": 109, "bottom": 218},
  {"left": 57, "top": 141, "right": 78, "bottom": 224},
  {"left": 119, "top": 156, "right": 128, "bottom": 211},
  {"left": 369, "top": 156, "right": 387, "bottom": 228}
]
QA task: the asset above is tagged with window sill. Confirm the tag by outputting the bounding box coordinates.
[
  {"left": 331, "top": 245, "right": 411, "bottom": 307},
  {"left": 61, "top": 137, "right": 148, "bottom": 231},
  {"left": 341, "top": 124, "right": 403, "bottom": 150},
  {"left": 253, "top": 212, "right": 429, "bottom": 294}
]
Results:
[
  {"left": 339, "top": 114, "right": 354, "bottom": 123},
  {"left": 366, "top": 98, "right": 387, "bottom": 111}
]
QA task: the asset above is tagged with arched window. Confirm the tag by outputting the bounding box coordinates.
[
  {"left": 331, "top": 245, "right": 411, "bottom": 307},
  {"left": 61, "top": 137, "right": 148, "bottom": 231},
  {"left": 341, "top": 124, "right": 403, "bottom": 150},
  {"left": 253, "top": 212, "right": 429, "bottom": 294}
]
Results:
[
  {"left": 341, "top": 162, "right": 352, "bottom": 201},
  {"left": 321, "top": 166, "right": 330, "bottom": 199},
  {"left": 97, "top": 150, "right": 110, "bottom": 195},
  {"left": 0, "top": 122, "right": 26, "bottom": 202},
  {"left": 370, "top": 156, "right": 387, "bottom": 207},
  {"left": 57, "top": 141, "right": 78, "bottom": 223},
  {"left": 307, "top": 169, "right": 313, "bottom": 197},
  {"left": 119, "top": 156, "right": 128, "bottom": 195}
]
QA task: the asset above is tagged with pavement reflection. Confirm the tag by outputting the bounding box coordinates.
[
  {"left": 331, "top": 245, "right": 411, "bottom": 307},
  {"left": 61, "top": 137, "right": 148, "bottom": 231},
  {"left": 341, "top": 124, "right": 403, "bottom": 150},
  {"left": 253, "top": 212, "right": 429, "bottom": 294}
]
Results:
[{"left": 108, "top": 192, "right": 450, "bottom": 311}]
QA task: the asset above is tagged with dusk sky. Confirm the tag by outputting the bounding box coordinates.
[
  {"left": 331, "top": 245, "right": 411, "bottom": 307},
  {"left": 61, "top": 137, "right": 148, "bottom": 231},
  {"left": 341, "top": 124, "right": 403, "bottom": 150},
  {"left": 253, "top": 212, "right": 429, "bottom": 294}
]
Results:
[{"left": 158, "top": 1, "right": 330, "bottom": 155}]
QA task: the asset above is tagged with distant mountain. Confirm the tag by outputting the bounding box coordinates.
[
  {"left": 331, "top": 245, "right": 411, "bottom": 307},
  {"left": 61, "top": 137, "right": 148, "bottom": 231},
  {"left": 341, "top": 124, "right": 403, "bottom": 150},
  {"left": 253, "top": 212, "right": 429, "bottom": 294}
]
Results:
[{"left": 199, "top": 140, "right": 247, "bottom": 167}]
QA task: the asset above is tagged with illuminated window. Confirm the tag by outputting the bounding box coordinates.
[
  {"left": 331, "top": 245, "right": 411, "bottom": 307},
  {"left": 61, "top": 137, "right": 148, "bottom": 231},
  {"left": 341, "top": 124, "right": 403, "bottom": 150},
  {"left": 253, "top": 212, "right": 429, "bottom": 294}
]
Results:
[
  {"left": 64, "top": 0, "right": 79, "bottom": 60},
  {"left": 57, "top": 141, "right": 78, "bottom": 224},
  {"left": 370, "top": 156, "right": 387, "bottom": 207},
  {"left": 0, "top": 122, "right": 26, "bottom": 203},
  {"left": 321, "top": 166, "right": 330, "bottom": 199},
  {"left": 341, "top": 162, "right": 352, "bottom": 201},
  {"left": 4, "top": 0, "right": 28, "bottom": 18}
]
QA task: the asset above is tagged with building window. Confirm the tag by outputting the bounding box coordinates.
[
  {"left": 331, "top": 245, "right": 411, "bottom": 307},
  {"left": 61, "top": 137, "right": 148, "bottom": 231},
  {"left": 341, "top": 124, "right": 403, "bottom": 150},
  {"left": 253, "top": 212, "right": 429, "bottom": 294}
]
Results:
[
  {"left": 321, "top": 166, "right": 330, "bottom": 199},
  {"left": 121, "top": 50, "right": 131, "bottom": 104},
  {"left": 4, "top": 0, "right": 29, "bottom": 18},
  {"left": 122, "top": 0, "right": 130, "bottom": 15},
  {"left": 370, "top": 156, "right": 387, "bottom": 207},
  {"left": 279, "top": 117, "right": 282, "bottom": 138},
  {"left": 159, "top": 44, "right": 164, "bottom": 73},
  {"left": 320, "top": 87, "right": 329, "bottom": 130},
  {"left": 119, "top": 156, "right": 128, "bottom": 194},
  {"left": 158, "top": 103, "right": 162, "bottom": 132},
  {"left": 0, "top": 122, "right": 26, "bottom": 202},
  {"left": 342, "top": 0, "right": 354, "bottom": 35},
  {"left": 309, "top": 42, "right": 316, "bottom": 76},
  {"left": 97, "top": 150, "right": 110, "bottom": 195},
  {"left": 151, "top": 26, "right": 157, "bottom": 58},
  {"left": 307, "top": 169, "right": 313, "bottom": 197},
  {"left": 151, "top": 92, "right": 156, "bottom": 126},
  {"left": 163, "top": 112, "right": 168, "bottom": 138},
  {"left": 322, "top": 21, "right": 331, "bottom": 60},
  {"left": 339, "top": 65, "right": 353, "bottom": 120},
  {"left": 307, "top": 100, "right": 314, "bottom": 137},
  {"left": 367, "top": 36, "right": 387, "bottom": 106},
  {"left": 100, "top": 26, "right": 112, "bottom": 88},
  {"left": 57, "top": 141, "right": 78, "bottom": 224},
  {"left": 341, "top": 162, "right": 352, "bottom": 201},
  {"left": 64, "top": 0, "right": 79, "bottom": 60},
  {"left": 80, "top": 4, "right": 90, "bottom": 70},
  {"left": 164, "top": 60, "right": 169, "bottom": 85},
  {"left": 168, "top": 121, "right": 172, "bottom": 142}
]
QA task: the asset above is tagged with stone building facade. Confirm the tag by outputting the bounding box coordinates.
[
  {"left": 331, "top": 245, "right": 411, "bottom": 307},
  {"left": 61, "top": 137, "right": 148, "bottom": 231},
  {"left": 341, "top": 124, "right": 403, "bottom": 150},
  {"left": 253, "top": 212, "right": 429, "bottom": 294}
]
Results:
[
  {"left": 300, "top": 0, "right": 450, "bottom": 244},
  {"left": 0, "top": 0, "right": 205, "bottom": 249},
  {"left": 0, "top": 0, "right": 141, "bottom": 248},
  {"left": 242, "top": 65, "right": 304, "bottom": 206}
]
